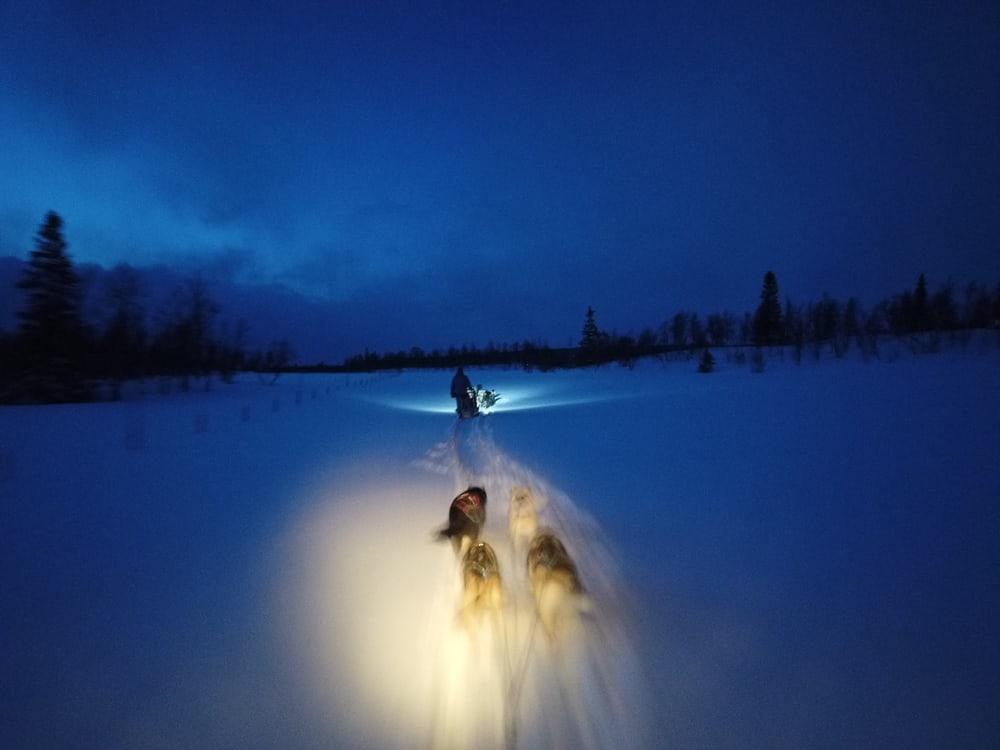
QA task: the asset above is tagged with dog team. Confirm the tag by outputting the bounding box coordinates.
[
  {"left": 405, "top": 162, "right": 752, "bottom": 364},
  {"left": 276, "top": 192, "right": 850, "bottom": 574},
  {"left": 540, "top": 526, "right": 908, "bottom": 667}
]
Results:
[{"left": 436, "top": 485, "right": 588, "bottom": 639}]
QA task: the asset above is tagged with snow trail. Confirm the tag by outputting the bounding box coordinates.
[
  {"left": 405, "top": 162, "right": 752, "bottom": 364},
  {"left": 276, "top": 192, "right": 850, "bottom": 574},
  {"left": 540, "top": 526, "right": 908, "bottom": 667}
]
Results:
[
  {"left": 417, "top": 416, "right": 649, "bottom": 749},
  {"left": 287, "top": 411, "right": 647, "bottom": 749}
]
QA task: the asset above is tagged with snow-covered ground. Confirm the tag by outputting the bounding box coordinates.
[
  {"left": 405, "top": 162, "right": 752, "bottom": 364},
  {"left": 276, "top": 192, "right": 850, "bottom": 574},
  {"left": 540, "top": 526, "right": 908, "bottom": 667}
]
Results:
[{"left": 2, "top": 339, "right": 999, "bottom": 749}]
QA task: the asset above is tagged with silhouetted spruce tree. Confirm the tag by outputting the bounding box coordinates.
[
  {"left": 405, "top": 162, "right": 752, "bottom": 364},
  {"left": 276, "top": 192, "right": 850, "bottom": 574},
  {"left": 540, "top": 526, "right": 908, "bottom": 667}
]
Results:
[
  {"left": 913, "top": 273, "right": 929, "bottom": 331},
  {"left": 752, "top": 271, "right": 784, "bottom": 346},
  {"left": 580, "top": 306, "right": 599, "bottom": 348},
  {"left": 14, "top": 212, "right": 91, "bottom": 403},
  {"left": 579, "top": 306, "right": 602, "bottom": 362}
]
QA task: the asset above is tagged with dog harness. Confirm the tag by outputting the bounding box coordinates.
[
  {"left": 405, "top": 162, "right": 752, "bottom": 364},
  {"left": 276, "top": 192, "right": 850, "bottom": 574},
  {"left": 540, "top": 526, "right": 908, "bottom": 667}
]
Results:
[
  {"left": 464, "top": 542, "right": 499, "bottom": 580},
  {"left": 529, "top": 535, "right": 567, "bottom": 569},
  {"left": 453, "top": 489, "right": 486, "bottom": 525},
  {"left": 529, "top": 535, "right": 582, "bottom": 591}
]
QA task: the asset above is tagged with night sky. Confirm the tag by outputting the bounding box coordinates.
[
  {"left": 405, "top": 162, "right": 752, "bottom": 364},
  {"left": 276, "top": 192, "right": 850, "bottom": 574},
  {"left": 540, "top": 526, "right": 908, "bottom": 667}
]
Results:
[{"left": 2, "top": 1, "right": 998, "bottom": 358}]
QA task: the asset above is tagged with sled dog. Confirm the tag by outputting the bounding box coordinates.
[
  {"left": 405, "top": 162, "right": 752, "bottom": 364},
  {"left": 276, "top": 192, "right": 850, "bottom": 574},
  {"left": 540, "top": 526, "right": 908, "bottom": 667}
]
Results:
[
  {"left": 527, "top": 531, "right": 588, "bottom": 640},
  {"left": 508, "top": 485, "right": 538, "bottom": 550},
  {"left": 458, "top": 541, "right": 503, "bottom": 625},
  {"left": 436, "top": 487, "right": 487, "bottom": 557}
]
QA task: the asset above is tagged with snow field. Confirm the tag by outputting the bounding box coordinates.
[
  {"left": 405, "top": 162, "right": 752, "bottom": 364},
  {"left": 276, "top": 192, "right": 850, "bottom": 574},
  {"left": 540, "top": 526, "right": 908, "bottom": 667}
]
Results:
[{"left": 2, "top": 339, "right": 999, "bottom": 748}]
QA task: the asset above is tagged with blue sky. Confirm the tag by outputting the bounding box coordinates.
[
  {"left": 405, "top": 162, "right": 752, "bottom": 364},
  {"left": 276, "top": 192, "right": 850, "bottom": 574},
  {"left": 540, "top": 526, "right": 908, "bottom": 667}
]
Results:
[{"left": 2, "top": 0, "right": 998, "bottom": 356}]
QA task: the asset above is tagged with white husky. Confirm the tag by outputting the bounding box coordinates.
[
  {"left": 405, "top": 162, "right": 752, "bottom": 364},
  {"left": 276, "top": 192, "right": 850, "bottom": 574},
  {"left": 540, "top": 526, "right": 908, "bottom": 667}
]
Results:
[{"left": 508, "top": 485, "right": 539, "bottom": 551}]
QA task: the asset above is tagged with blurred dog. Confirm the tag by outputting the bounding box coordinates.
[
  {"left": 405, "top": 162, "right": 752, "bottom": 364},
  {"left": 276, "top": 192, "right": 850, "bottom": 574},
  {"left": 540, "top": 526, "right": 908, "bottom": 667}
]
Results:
[
  {"left": 508, "top": 485, "right": 538, "bottom": 551},
  {"left": 527, "top": 531, "right": 588, "bottom": 640},
  {"left": 436, "top": 486, "right": 487, "bottom": 557},
  {"left": 457, "top": 541, "right": 503, "bottom": 625}
]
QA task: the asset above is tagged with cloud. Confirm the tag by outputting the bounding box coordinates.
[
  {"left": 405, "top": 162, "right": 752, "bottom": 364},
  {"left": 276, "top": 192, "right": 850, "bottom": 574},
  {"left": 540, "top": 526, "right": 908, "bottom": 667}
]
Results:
[{"left": 3, "top": 0, "right": 999, "bottom": 361}]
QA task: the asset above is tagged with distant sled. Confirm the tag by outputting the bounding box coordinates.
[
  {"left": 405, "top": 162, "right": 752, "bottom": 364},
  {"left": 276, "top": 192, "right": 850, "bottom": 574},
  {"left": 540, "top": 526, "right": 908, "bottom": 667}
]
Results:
[{"left": 456, "top": 385, "right": 501, "bottom": 419}]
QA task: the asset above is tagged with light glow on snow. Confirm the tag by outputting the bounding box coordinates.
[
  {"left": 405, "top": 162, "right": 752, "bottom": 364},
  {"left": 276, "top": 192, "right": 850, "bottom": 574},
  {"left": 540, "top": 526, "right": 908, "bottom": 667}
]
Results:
[
  {"left": 360, "top": 383, "right": 638, "bottom": 415},
  {"left": 285, "top": 450, "right": 647, "bottom": 748}
]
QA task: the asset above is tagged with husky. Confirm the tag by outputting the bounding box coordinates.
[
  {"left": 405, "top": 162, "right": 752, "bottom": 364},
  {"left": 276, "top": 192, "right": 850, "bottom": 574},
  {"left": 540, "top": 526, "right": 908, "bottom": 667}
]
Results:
[
  {"left": 457, "top": 541, "right": 503, "bottom": 625},
  {"left": 508, "top": 485, "right": 539, "bottom": 550},
  {"left": 527, "top": 531, "right": 588, "bottom": 640},
  {"left": 436, "top": 487, "right": 487, "bottom": 557}
]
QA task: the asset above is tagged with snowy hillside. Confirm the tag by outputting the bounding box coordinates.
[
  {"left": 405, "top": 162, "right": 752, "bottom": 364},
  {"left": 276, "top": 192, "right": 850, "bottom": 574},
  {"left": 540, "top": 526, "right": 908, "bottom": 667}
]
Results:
[{"left": 2, "top": 341, "right": 999, "bottom": 748}]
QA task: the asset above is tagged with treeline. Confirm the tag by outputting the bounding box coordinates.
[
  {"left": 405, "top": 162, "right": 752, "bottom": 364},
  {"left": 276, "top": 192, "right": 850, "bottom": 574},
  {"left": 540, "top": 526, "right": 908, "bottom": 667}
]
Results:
[
  {"left": 344, "top": 340, "right": 576, "bottom": 372},
  {"left": 0, "top": 212, "right": 293, "bottom": 404},
  {"left": 6, "top": 211, "right": 998, "bottom": 399},
  {"left": 652, "top": 271, "right": 1000, "bottom": 362},
  {"left": 343, "top": 271, "right": 1000, "bottom": 372}
]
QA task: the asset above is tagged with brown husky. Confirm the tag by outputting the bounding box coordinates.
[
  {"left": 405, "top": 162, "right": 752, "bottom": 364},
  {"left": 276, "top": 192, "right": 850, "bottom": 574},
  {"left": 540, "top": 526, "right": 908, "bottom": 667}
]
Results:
[
  {"left": 458, "top": 541, "right": 503, "bottom": 625},
  {"left": 527, "top": 531, "right": 588, "bottom": 640}
]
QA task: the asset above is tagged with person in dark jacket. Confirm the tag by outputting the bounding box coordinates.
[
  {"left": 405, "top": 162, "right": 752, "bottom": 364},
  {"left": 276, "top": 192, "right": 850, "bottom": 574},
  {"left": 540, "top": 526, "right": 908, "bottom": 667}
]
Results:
[{"left": 450, "top": 367, "right": 476, "bottom": 416}]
